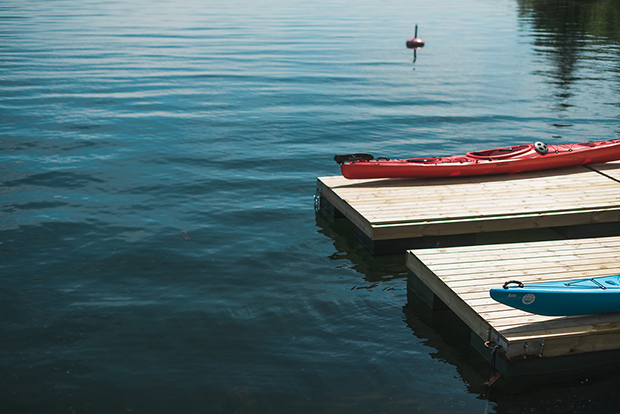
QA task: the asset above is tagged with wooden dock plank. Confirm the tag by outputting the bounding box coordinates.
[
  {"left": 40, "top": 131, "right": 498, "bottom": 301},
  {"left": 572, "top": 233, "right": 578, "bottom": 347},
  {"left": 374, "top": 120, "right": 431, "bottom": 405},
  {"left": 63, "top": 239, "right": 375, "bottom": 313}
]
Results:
[
  {"left": 590, "top": 160, "right": 620, "bottom": 181},
  {"left": 319, "top": 162, "right": 620, "bottom": 245},
  {"left": 406, "top": 236, "right": 620, "bottom": 360}
]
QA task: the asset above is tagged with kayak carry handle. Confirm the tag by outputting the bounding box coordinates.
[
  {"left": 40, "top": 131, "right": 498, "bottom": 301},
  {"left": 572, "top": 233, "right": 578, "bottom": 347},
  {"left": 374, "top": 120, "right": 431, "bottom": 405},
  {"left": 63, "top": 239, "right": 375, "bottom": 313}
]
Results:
[
  {"left": 334, "top": 153, "right": 374, "bottom": 164},
  {"left": 502, "top": 280, "right": 524, "bottom": 289}
]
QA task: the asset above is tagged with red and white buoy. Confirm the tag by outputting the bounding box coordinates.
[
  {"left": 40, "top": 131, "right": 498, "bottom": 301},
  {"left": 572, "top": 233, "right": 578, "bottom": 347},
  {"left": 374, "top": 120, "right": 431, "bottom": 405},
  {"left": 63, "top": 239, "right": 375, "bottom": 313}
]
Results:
[{"left": 406, "top": 24, "right": 425, "bottom": 49}]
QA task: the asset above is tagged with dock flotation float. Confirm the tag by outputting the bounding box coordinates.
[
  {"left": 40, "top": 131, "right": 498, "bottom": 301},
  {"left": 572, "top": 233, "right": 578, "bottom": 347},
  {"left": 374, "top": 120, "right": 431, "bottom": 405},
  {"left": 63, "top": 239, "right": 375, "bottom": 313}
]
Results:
[{"left": 335, "top": 140, "right": 620, "bottom": 179}]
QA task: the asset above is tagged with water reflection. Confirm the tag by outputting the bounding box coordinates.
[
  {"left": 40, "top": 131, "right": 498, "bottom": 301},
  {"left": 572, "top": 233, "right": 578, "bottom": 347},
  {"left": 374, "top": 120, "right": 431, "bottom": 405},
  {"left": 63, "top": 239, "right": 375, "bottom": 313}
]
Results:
[
  {"left": 517, "top": 0, "right": 620, "bottom": 116},
  {"left": 315, "top": 211, "right": 407, "bottom": 284}
]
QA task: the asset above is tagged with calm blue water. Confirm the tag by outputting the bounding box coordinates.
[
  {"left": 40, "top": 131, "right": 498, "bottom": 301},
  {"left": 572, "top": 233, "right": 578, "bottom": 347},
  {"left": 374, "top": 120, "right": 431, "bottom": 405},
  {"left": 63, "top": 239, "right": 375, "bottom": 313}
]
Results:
[{"left": 3, "top": 0, "right": 620, "bottom": 412}]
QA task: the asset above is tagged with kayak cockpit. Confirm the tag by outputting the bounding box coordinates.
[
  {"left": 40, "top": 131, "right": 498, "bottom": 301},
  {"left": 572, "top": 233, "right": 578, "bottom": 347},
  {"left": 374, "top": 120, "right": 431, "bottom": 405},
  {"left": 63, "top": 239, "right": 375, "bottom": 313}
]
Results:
[{"left": 466, "top": 144, "right": 532, "bottom": 159}]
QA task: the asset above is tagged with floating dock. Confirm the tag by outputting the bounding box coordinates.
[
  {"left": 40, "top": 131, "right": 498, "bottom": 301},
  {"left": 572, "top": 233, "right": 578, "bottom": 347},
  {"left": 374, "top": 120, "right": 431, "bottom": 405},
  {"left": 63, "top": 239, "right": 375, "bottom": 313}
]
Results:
[
  {"left": 318, "top": 162, "right": 620, "bottom": 254},
  {"left": 318, "top": 161, "right": 620, "bottom": 377},
  {"left": 406, "top": 236, "right": 620, "bottom": 376}
]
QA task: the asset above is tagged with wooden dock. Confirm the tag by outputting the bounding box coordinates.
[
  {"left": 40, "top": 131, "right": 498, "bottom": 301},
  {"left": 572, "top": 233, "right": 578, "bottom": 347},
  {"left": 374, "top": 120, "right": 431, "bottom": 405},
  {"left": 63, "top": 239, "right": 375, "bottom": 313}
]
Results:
[
  {"left": 319, "top": 161, "right": 620, "bottom": 376},
  {"left": 318, "top": 162, "right": 620, "bottom": 254},
  {"left": 406, "top": 236, "right": 620, "bottom": 375}
]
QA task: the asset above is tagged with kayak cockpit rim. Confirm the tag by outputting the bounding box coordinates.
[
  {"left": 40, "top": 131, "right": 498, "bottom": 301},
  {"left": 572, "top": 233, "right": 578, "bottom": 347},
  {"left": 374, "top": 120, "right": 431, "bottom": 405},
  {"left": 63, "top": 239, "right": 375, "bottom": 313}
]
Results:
[{"left": 466, "top": 144, "right": 533, "bottom": 160}]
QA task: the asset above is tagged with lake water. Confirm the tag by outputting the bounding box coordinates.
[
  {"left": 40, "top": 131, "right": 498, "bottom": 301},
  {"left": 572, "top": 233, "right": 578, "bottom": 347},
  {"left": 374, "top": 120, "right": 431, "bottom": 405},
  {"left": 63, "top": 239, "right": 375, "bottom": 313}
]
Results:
[{"left": 3, "top": 0, "right": 620, "bottom": 412}]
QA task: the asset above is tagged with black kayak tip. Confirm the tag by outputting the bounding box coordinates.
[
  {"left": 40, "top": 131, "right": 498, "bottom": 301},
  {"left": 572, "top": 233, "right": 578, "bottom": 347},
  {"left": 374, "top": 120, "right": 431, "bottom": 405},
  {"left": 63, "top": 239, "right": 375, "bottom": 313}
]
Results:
[{"left": 334, "top": 153, "right": 374, "bottom": 164}]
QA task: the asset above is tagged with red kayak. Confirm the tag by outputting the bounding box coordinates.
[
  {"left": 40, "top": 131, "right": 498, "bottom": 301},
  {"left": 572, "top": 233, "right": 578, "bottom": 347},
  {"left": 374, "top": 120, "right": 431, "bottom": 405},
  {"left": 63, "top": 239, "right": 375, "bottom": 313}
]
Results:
[{"left": 335, "top": 140, "right": 620, "bottom": 179}]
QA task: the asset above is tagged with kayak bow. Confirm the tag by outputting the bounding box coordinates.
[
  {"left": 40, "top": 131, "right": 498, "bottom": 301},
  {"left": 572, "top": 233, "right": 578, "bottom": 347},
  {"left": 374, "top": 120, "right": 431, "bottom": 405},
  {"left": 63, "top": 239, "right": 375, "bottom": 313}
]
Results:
[{"left": 490, "top": 276, "right": 620, "bottom": 316}]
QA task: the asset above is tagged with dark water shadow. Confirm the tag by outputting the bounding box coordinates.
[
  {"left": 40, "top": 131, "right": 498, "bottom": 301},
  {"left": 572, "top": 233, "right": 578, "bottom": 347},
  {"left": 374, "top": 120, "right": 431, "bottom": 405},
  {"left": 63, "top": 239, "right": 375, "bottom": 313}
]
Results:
[
  {"left": 315, "top": 209, "right": 494, "bottom": 394},
  {"left": 315, "top": 209, "right": 408, "bottom": 283}
]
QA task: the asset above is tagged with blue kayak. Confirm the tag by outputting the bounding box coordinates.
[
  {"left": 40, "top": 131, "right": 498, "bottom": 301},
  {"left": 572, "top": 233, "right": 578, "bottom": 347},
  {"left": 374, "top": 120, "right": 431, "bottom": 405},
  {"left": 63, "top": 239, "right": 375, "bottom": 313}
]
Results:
[{"left": 490, "top": 276, "right": 620, "bottom": 316}]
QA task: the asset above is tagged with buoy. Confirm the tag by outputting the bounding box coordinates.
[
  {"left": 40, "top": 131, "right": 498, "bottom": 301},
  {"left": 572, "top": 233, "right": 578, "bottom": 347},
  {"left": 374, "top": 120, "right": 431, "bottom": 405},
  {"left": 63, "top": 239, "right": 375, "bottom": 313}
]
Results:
[
  {"left": 406, "top": 38, "right": 424, "bottom": 48},
  {"left": 406, "top": 24, "right": 425, "bottom": 49}
]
